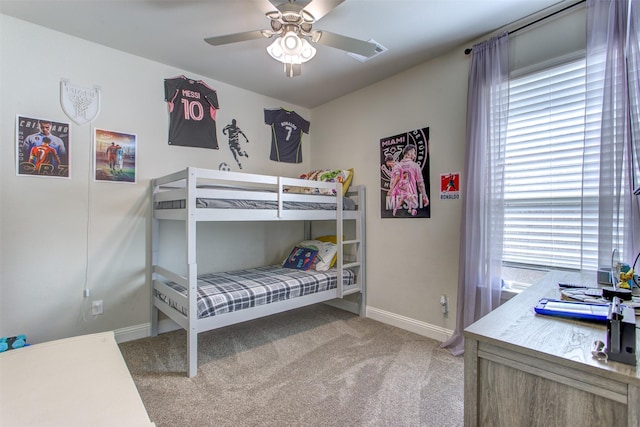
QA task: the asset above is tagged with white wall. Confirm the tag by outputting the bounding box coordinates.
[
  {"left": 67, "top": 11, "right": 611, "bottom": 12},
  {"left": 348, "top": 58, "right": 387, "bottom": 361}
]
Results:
[
  {"left": 0, "top": 15, "right": 310, "bottom": 343},
  {"left": 310, "top": 3, "right": 586, "bottom": 338},
  {"left": 0, "top": 3, "right": 586, "bottom": 346},
  {"left": 311, "top": 50, "right": 467, "bottom": 337}
]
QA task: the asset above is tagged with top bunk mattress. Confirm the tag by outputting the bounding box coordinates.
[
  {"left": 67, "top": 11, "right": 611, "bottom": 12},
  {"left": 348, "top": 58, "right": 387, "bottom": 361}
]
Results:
[
  {"left": 155, "top": 265, "right": 356, "bottom": 319},
  {"left": 155, "top": 196, "right": 356, "bottom": 211}
]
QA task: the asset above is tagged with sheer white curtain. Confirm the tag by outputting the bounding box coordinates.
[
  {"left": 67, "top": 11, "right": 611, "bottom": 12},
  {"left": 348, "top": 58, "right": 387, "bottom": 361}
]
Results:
[
  {"left": 585, "top": 0, "right": 640, "bottom": 271},
  {"left": 442, "top": 33, "right": 509, "bottom": 356}
]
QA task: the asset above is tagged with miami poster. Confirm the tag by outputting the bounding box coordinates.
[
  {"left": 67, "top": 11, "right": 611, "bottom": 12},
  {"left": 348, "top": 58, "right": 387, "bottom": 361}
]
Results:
[{"left": 380, "top": 127, "right": 430, "bottom": 218}]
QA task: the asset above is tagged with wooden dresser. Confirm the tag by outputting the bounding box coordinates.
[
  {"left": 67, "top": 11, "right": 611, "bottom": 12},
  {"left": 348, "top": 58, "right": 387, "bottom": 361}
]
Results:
[{"left": 464, "top": 271, "right": 640, "bottom": 426}]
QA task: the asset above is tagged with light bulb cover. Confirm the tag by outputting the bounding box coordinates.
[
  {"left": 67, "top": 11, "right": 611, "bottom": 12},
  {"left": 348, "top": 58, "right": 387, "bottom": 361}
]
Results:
[{"left": 267, "top": 33, "right": 316, "bottom": 65}]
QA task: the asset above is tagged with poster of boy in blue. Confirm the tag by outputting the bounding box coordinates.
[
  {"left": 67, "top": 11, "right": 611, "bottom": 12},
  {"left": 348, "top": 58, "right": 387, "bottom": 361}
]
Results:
[{"left": 380, "top": 127, "right": 430, "bottom": 218}]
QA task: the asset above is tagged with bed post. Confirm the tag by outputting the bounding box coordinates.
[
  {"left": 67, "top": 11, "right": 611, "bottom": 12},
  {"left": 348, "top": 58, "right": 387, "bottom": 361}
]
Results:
[
  {"left": 186, "top": 167, "right": 199, "bottom": 377},
  {"left": 150, "top": 178, "right": 159, "bottom": 336},
  {"left": 358, "top": 186, "right": 366, "bottom": 318},
  {"left": 336, "top": 183, "right": 344, "bottom": 298},
  {"left": 303, "top": 221, "right": 311, "bottom": 240}
]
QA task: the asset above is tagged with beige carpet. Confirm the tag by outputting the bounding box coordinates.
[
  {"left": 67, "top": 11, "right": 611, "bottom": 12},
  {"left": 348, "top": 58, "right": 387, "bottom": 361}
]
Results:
[{"left": 119, "top": 304, "right": 463, "bottom": 427}]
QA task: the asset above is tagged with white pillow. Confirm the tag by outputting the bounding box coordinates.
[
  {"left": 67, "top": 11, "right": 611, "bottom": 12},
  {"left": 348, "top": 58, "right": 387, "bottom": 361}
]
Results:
[{"left": 296, "top": 240, "right": 338, "bottom": 271}]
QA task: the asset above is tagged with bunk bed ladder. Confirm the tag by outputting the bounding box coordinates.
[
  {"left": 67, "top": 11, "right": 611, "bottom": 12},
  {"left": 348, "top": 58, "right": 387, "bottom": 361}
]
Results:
[{"left": 338, "top": 186, "right": 366, "bottom": 317}]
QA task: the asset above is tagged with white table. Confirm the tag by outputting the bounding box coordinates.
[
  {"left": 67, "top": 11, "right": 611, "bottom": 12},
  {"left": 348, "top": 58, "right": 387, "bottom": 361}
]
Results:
[{"left": 0, "top": 332, "right": 154, "bottom": 426}]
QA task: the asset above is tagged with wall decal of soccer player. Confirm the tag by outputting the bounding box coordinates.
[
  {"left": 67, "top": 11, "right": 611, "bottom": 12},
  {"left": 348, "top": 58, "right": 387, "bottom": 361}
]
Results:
[
  {"left": 380, "top": 154, "right": 397, "bottom": 181},
  {"left": 29, "top": 137, "right": 61, "bottom": 175},
  {"left": 115, "top": 144, "right": 124, "bottom": 173},
  {"left": 106, "top": 142, "right": 118, "bottom": 172},
  {"left": 222, "top": 119, "right": 249, "bottom": 169},
  {"left": 444, "top": 173, "right": 458, "bottom": 191},
  {"left": 388, "top": 145, "right": 430, "bottom": 216},
  {"left": 22, "top": 120, "right": 67, "bottom": 168}
]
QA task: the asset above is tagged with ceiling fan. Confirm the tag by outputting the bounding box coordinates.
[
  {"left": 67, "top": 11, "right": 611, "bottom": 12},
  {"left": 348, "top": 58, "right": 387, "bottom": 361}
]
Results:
[{"left": 204, "top": 0, "right": 378, "bottom": 77}]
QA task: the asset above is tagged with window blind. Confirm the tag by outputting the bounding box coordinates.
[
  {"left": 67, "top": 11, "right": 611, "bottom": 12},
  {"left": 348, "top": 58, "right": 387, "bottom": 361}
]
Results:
[{"left": 504, "top": 58, "right": 605, "bottom": 271}]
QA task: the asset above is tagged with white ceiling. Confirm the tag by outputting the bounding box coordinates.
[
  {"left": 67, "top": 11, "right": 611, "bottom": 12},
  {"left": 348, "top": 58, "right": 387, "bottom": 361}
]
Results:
[{"left": 1, "top": 0, "right": 570, "bottom": 108}]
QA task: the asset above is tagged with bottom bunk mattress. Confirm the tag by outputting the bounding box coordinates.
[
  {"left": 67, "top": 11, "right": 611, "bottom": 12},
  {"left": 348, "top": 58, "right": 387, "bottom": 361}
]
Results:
[{"left": 155, "top": 265, "right": 355, "bottom": 319}]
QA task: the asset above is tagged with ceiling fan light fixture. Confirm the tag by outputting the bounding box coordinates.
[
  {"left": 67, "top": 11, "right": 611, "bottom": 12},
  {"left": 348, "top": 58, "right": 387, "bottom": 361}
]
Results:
[
  {"left": 283, "top": 32, "right": 300, "bottom": 51},
  {"left": 266, "top": 32, "right": 316, "bottom": 77},
  {"left": 267, "top": 33, "right": 316, "bottom": 62},
  {"left": 207, "top": 1, "right": 367, "bottom": 77},
  {"left": 300, "top": 42, "right": 316, "bottom": 60},
  {"left": 266, "top": 39, "right": 284, "bottom": 60}
]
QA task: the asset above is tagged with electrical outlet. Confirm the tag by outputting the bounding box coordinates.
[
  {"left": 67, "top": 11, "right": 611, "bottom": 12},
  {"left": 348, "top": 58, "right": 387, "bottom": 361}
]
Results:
[
  {"left": 440, "top": 295, "right": 448, "bottom": 314},
  {"left": 91, "top": 300, "right": 104, "bottom": 315}
]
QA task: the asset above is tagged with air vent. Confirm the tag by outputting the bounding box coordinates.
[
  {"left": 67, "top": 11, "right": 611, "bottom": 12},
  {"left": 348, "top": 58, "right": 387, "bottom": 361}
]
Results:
[{"left": 346, "top": 39, "right": 387, "bottom": 62}]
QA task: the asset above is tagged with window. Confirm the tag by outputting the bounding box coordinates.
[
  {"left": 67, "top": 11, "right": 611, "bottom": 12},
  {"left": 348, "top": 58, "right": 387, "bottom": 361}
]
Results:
[{"left": 503, "top": 57, "right": 611, "bottom": 275}]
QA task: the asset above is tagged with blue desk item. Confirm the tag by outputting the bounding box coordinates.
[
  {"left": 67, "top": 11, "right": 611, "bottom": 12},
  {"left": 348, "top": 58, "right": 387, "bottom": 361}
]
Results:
[{"left": 534, "top": 298, "right": 610, "bottom": 322}]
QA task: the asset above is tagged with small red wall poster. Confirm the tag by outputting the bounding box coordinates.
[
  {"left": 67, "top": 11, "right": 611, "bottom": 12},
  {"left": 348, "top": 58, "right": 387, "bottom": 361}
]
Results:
[{"left": 440, "top": 173, "right": 460, "bottom": 200}]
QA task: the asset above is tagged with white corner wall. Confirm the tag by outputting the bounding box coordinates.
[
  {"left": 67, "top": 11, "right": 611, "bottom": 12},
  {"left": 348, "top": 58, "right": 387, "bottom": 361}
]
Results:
[
  {"left": 311, "top": 50, "right": 467, "bottom": 338},
  {"left": 310, "top": 3, "right": 586, "bottom": 339},
  {"left": 0, "top": 15, "right": 310, "bottom": 343}
]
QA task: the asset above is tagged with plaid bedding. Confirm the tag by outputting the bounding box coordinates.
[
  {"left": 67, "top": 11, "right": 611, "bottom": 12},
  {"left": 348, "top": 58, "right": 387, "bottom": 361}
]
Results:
[{"left": 155, "top": 265, "right": 355, "bottom": 319}]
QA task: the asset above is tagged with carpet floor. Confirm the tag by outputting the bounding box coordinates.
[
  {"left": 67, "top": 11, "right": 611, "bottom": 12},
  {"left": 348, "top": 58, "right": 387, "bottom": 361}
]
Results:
[{"left": 119, "top": 304, "right": 463, "bottom": 427}]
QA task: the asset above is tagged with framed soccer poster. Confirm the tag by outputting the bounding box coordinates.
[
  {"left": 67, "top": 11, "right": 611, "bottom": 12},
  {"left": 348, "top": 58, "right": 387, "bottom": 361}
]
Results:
[
  {"left": 16, "top": 115, "right": 70, "bottom": 178},
  {"left": 94, "top": 128, "right": 137, "bottom": 183},
  {"left": 380, "top": 127, "right": 430, "bottom": 218}
]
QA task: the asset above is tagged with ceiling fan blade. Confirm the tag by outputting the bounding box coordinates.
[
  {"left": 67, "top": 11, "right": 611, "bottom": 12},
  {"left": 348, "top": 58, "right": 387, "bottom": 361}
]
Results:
[
  {"left": 259, "top": 0, "right": 281, "bottom": 14},
  {"left": 312, "top": 31, "right": 378, "bottom": 57},
  {"left": 266, "top": 0, "right": 285, "bottom": 8},
  {"left": 204, "top": 30, "right": 267, "bottom": 46},
  {"left": 303, "top": 0, "right": 345, "bottom": 21}
]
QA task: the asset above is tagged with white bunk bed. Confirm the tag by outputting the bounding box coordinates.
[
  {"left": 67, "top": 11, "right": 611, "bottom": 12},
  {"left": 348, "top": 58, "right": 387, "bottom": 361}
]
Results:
[{"left": 150, "top": 167, "right": 366, "bottom": 377}]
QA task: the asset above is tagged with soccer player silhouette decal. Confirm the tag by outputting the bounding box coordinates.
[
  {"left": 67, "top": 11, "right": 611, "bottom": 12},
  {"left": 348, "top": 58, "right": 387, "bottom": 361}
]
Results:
[{"left": 222, "top": 119, "right": 250, "bottom": 169}]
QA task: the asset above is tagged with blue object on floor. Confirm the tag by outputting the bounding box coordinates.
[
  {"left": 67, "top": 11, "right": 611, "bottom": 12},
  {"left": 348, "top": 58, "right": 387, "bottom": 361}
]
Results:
[{"left": 0, "top": 335, "right": 28, "bottom": 352}]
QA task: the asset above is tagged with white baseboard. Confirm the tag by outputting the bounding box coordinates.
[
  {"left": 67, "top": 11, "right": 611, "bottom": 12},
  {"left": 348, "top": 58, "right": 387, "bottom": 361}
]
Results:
[
  {"left": 115, "top": 306, "right": 453, "bottom": 344},
  {"left": 114, "top": 319, "right": 179, "bottom": 344},
  {"left": 366, "top": 306, "right": 454, "bottom": 343}
]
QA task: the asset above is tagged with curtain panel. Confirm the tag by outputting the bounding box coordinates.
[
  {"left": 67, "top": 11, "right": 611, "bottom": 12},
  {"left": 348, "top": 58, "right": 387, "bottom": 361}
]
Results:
[
  {"left": 442, "top": 33, "right": 509, "bottom": 356},
  {"left": 585, "top": 0, "right": 640, "bottom": 272}
]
